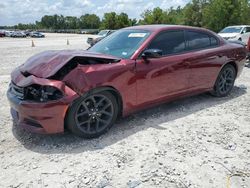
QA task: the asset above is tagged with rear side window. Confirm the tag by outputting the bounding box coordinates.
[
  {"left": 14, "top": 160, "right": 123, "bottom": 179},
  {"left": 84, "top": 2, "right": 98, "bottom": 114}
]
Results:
[
  {"left": 210, "top": 36, "right": 218, "bottom": 46},
  {"left": 187, "top": 31, "right": 218, "bottom": 50},
  {"left": 148, "top": 30, "right": 185, "bottom": 55}
]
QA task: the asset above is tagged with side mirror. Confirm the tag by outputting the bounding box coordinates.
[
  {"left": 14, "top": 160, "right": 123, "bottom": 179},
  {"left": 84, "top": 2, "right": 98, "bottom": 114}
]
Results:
[{"left": 141, "top": 49, "right": 163, "bottom": 59}]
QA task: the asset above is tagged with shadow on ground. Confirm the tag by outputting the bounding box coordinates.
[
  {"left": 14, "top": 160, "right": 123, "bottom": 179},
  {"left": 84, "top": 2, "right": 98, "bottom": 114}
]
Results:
[{"left": 12, "top": 86, "right": 247, "bottom": 154}]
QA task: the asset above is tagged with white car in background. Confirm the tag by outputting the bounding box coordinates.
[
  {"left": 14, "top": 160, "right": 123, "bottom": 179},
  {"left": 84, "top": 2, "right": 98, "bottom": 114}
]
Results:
[
  {"left": 5, "top": 31, "right": 14, "bottom": 37},
  {"left": 218, "top": 25, "right": 250, "bottom": 44},
  {"left": 11, "top": 31, "right": 26, "bottom": 38}
]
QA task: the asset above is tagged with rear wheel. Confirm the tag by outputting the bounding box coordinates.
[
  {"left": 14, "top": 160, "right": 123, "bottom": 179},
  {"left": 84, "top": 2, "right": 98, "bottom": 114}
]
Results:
[
  {"left": 66, "top": 91, "right": 118, "bottom": 138},
  {"left": 212, "top": 64, "right": 236, "bottom": 97}
]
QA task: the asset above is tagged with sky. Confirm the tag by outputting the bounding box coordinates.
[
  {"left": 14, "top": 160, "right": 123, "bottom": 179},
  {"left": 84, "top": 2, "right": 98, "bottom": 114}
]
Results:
[{"left": 0, "top": 0, "right": 190, "bottom": 26}]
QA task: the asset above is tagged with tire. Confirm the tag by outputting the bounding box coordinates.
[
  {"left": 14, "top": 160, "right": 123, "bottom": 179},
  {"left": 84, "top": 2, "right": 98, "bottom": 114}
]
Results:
[
  {"left": 65, "top": 91, "right": 118, "bottom": 138},
  {"left": 238, "top": 38, "right": 242, "bottom": 41},
  {"left": 211, "top": 64, "right": 236, "bottom": 97}
]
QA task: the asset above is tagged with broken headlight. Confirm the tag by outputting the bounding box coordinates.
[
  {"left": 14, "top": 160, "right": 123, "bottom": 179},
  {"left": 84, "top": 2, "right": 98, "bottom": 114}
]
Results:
[{"left": 26, "top": 85, "right": 63, "bottom": 102}]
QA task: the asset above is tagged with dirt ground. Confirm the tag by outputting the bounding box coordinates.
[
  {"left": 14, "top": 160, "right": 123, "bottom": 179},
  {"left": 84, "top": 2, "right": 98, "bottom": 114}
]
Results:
[{"left": 0, "top": 33, "right": 250, "bottom": 188}]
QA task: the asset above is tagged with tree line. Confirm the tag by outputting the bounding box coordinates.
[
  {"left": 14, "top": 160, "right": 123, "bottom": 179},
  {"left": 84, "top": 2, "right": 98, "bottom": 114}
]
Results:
[{"left": 2, "top": 0, "right": 250, "bottom": 32}]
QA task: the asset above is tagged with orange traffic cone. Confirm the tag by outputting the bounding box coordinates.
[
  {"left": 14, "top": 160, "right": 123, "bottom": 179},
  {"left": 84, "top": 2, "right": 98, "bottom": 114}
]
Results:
[
  {"left": 31, "top": 40, "right": 35, "bottom": 47},
  {"left": 67, "top": 39, "right": 69, "bottom": 45}
]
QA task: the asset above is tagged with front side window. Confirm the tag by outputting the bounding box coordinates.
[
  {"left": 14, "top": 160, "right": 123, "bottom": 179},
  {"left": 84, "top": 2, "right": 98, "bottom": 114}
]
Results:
[
  {"left": 187, "top": 31, "right": 218, "bottom": 50},
  {"left": 147, "top": 30, "right": 185, "bottom": 55},
  {"left": 210, "top": 36, "right": 219, "bottom": 46},
  {"left": 89, "top": 29, "right": 151, "bottom": 59}
]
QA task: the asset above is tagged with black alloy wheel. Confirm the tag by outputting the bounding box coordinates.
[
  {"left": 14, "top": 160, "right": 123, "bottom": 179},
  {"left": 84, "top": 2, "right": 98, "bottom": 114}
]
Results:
[
  {"left": 66, "top": 91, "right": 118, "bottom": 138},
  {"left": 212, "top": 64, "right": 236, "bottom": 97}
]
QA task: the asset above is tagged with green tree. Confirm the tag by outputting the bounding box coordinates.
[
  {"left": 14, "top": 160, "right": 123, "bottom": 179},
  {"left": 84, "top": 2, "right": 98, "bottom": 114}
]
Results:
[
  {"left": 165, "top": 6, "right": 185, "bottom": 24},
  {"left": 183, "top": 0, "right": 209, "bottom": 27},
  {"left": 79, "top": 14, "right": 100, "bottom": 29},
  {"left": 5, "top": 0, "right": 250, "bottom": 32},
  {"left": 40, "top": 15, "right": 55, "bottom": 29},
  {"left": 115, "top": 13, "right": 130, "bottom": 28},
  {"left": 101, "top": 12, "right": 117, "bottom": 29},
  {"left": 140, "top": 7, "right": 167, "bottom": 24},
  {"left": 130, "top": 18, "right": 137, "bottom": 26},
  {"left": 65, "top": 16, "right": 78, "bottom": 29},
  {"left": 203, "top": 0, "right": 250, "bottom": 32}
]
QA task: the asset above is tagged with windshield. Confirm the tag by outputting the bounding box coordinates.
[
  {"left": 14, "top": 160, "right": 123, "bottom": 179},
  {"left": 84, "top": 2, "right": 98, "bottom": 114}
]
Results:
[
  {"left": 219, "top": 27, "right": 243, "bottom": 33},
  {"left": 89, "top": 29, "right": 151, "bottom": 59},
  {"left": 98, "top": 30, "right": 109, "bottom": 36}
]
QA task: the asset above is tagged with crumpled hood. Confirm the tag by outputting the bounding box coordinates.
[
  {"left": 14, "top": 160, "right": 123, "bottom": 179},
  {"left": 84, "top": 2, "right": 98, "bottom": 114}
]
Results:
[{"left": 19, "top": 50, "right": 120, "bottom": 78}]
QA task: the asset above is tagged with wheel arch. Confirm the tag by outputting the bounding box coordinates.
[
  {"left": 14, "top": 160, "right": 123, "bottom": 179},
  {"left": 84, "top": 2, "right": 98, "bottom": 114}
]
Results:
[
  {"left": 65, "top": 86, "right": 123, "bottom": 126},
  {"left": 212, "top": 61, "right": 238, "bottom": 89},
  {"left": 211, "top": 60, "right": 238, "bottom": 97},
  {"left": 218, "top": 61, "right": 238, "bottom": 78},
  {"left": 223, "top": 61, "right": 238, "bottom": 76},
  {"left": 87, "top": 86, "right": 123, "bottom": 117}
]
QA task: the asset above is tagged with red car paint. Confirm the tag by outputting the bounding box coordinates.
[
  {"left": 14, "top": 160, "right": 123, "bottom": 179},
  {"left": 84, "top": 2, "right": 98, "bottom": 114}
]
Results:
[
  {"left": 247, "top": 36, "right": 250, "bottom": 52},
  {"left": 19, "top": 50, "right": 120, "bottom": 78},
  {"left": 7, "top": 25, "right": 247, "bottom": 134}
]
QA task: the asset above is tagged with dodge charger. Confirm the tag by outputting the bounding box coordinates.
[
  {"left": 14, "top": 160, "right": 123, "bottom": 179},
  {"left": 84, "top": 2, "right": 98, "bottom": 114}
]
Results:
[{"left": 7, "top": 25, "right": 247, "bottom": 138}]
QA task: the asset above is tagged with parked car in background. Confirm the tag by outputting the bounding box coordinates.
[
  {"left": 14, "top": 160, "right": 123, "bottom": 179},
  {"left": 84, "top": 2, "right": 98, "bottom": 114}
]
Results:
[
  {"left": 0, "top": 30, "right": 5, "bottom": 37},
  {"left": 30, "top": 32, "right": 45, "bottom": 38},
  {"left": 80, "top": 29, "right": 99, "bottom": 34},
  {"left": 11, "top": 31, "right": 26, "bottom": 38},
  {"left": 24, "top": 30, "right": 32, "bottom": 37},
  {"left": 7, "top": 25, "right": 247, "bottom": 138},
  {"left": 5, "top": 31, "right": 14, "bottom": 37},
  {"left": 218, "top": 25, "right": 250, "bottom": 44},
  {"left": 87, "top": 30, "right": 115, "bottom": 46},
  {"left": 90, "top": 30, "right": 116, "bottom": 46}
]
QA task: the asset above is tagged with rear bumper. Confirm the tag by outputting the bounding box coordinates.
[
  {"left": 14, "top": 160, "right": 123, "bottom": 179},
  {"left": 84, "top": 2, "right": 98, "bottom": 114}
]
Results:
[{"left": 236, "top": 58, "right": 247, "bottom": 78}]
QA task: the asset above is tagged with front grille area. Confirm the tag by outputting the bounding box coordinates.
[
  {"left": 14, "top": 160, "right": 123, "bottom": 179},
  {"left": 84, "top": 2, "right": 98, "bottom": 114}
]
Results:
[
  {"left": 10, "top": 82, "right": 25, "bottom": 100},
  {"left": 23, "top": 118, "right": 42, "bottom": 128}
]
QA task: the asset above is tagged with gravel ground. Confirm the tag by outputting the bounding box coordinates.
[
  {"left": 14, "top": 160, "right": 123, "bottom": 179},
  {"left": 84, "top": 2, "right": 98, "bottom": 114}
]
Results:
[{"left": 0, "top": 33, "right": 250, "bottom": 188}]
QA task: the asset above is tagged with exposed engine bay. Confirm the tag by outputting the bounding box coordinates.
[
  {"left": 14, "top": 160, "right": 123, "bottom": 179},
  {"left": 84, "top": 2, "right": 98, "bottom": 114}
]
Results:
[{"left": 50, "top": 56, "right": 120, "bottom": 80}]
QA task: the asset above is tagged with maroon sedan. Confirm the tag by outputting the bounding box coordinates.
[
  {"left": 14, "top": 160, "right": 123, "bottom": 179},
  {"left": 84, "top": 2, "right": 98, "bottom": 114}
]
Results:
[{"left": 7, "top": 25, "right": 246, "bottom": 138}]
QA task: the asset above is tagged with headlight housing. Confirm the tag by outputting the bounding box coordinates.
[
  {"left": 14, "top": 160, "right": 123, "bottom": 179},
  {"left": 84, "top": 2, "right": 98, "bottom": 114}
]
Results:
[{"left": 26, "top": 85, "right": 63, "bottom": 102}]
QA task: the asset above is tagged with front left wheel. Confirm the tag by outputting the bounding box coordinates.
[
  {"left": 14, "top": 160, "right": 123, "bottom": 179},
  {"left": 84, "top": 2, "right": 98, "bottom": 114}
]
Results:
[{"left": 65, "top": 91, "right": 118, "bottom": 138}]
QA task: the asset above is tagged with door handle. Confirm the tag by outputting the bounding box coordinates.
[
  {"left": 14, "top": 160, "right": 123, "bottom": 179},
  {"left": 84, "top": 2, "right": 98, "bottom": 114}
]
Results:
[
  {"left": 207, "top": 55, "right": 222, "bottom": 60},
  {"left": 182, "top": 61, "right": 191, "bottom": 66},
  {"left": 207, "top": 56, "right": 217, "bottom": 60}
]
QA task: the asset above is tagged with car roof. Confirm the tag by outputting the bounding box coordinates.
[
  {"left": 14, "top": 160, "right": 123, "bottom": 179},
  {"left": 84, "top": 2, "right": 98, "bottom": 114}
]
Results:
[{"left": 123, "top": 24, "right": 212, "bottom": 33}]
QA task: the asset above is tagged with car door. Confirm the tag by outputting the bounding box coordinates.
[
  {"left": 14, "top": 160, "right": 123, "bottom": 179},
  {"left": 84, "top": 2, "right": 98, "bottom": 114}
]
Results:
[
  {"left": 135, "top": 30, "right": 191, "bottom": 105},
  {"left": 241, "top": 27, "right": 250, "bottom": 44},
  {"left": 185, "top": 30, "right": 224, "bottom": 90}
]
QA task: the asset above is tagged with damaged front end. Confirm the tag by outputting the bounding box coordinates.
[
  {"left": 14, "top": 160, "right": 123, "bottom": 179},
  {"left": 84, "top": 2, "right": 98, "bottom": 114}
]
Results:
[
  {"left": 7, "top": 50, "right": 121, "bottom": 134},
  {"left": 7, "top": 67, "right": 79, "bottom": 134},
  {"left": 50, "top": 56, "right": 120, "bottom": 81}
]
